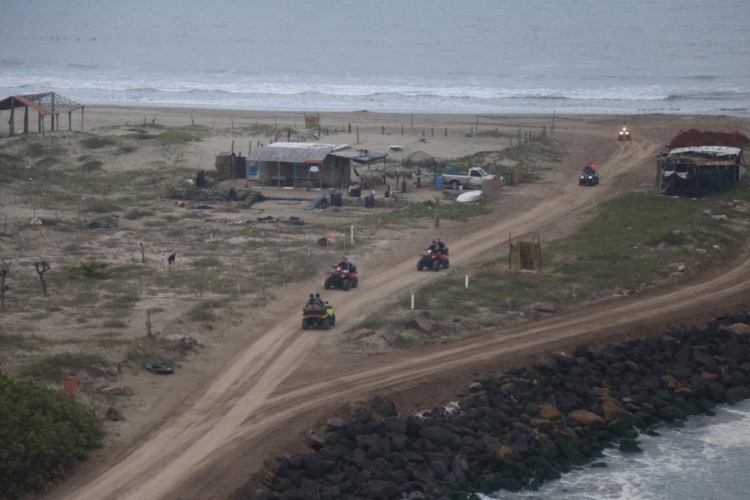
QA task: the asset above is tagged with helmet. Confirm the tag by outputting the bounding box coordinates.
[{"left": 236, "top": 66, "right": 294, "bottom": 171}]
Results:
[
  {"left": 342, "top": 256, "right": 348, "bottom": 261},
  {"left": 315, "top": 293, "right": 320, "bottom": 298}
]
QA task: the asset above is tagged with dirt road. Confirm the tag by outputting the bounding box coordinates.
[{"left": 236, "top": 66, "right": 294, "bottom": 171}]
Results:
[{"left": 51, "top": 134, "right": 745, "bottom": 500}]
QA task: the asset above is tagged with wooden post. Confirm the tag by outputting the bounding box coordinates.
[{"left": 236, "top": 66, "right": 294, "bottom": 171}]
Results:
[
  {"left": 146, "top": 310, "right": 153, "bottom": 338},
  {"left": 551, "top": 110, "right": 556, "bottom": 135},
  {"left": 348, "top": 123, "right": 351, "bottom": 134},
  {"left": 431, "top": 127, "right": 434, "bottom": 137},
  {"left": 68, "top": 111, "right": 72, "bottom": 131},
  {"left": 476, "top": 115, "right": 479, "bottom": 130},
  {"left": 356, "top": 126, "right": 360, "bottom": 144},
  {"left": 9, "top": 100, "right": 14, "bottom": 136},
  {"left": 401, "top": 124, "right": 404, "bottom": 135},
  {"left": 382, "top": 126, "right": 385, "bottom": 135},
  {"left": 23, "top": 106, "right": 28, "bottom": 134},
  {"left": 139, "top": 243, "right": 146, "bottom": 263},
  {"left": 0, "top": 260, "right": 9, "bottom": 308},
  {"left": 445, "top": 127, "right": 448, "bottom": 137},
  {"left": 191, "top": 113, "right": 194, "bottom": 125},
  {"left": 81, "top": 106, "right": 84, "bottom": 131},
  {"left": 231, "top": 140, "right": 235, "bottom": 153}
]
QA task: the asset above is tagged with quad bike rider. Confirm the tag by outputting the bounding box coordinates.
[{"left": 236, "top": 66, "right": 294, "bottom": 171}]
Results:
[
  {"left": 324, "top": 256, "right": 359, "bottom": 291},
  {"left": 579, "top": 162, "right": 599, "bottom": 186},
  {"left": 302, "top": 293, "right": 336, "bottom": 330},
  {"left": 417, "top": 239, "right": 450, "bottom": 271},
  {"left": 617, "top": 124, "right": 632, "bottom": 141}
]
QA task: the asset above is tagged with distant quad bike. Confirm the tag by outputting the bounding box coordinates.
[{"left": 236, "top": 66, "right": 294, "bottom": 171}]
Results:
[
  {"left": 302, "top": 302, "right": 336, "bottom": 330},
  {"left": 324, "top": 264, "right": 358, "bottom": 291},
  {"left": 617, "top": 125, "right": 632, "bottom": 141},
  {"left": 579, "top": 164, "right": 599, "bottom": 186},
  {"left": 417, "top": 248, "right": 450, "bottom": 271}
]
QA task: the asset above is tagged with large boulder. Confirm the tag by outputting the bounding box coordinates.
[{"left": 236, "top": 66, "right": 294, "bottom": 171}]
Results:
[
  {"left": 414, "top": 317, "right": 439, "bottom": 334},
  {"left": 538, "top": 404, "right": 562, "bottom": 419},
  {"left": 568, "top": 410, "right": 605, "bottom": 426},
  {"left": 419, "top": 426, "right": 456, "bottom": 446},
  {"left": 371, "top": 395, "right": 398, "bottom": 417}
]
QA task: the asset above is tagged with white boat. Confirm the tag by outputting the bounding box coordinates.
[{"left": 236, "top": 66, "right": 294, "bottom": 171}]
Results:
[{"left": 456, "top": 190, "right": 483, "bottom": 203}]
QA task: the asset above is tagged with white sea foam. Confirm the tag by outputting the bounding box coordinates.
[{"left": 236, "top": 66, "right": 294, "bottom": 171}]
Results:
[{"left": 479, "top": 401, "right": 750, "bottom": 499}]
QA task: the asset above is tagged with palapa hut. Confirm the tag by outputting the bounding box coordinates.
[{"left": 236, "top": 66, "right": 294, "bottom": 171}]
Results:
[
  {"left": 403, "top": 150, "right": 438, "bottom": 187},
  {"left": 403, "top": 150, "right": 437, "bottom": 171},
  {"left": 248, "top": 142, "right": 386, "bottom": 190}
]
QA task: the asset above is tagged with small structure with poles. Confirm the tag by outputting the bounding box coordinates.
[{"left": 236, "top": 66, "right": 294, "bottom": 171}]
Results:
[{"left": 0, "top": 92, "right": 85, "bottom": 136}]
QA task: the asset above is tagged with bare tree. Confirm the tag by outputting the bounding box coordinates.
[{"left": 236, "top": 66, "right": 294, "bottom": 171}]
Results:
[
  {"left": 0, "top": 260, "right": 9, "bottom": 308},
  {"left": 34, "top": 261, "right": 51, "bottom": 296}
]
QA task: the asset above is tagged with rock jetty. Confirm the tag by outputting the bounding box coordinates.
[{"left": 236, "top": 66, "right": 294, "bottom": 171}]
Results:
[{"left": 251, "top": 314, "right": 750, "bottom": 500}]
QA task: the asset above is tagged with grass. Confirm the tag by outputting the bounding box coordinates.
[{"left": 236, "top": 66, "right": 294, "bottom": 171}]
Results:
[
  {"left": 82, "top": 198, "right": 123, "bottom": 213},
  {"left": 80, "top": 160, "right": 104, "bottom": 172},
  {"left": 102, "top": 319, "right": 128, "bottom": 328},
  {"left": 20, "top": 352, "right": 110, "bottom": 382},
  {"left": 352, "top": 188, "right": 750, "bottom": 340},
  {"left": 80, "top": 135, "right": 121, "bottom": 149},
  {"left": 363, "top": 200, "right": 491, "bottom": 227},
  {"left": 124, "top": 208, "right": 154, "bottom": 220}
]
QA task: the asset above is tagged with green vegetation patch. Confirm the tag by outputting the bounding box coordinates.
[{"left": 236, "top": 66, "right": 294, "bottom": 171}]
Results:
[
  {"left": 0, "top": 374, "right": 103, "bottom": 499},
  {"left": 19, "top": 352, "right": 109, "bottom": 382},
  {"left": 364, "top": 200, "right": 491, "bottom": 226},
  {"left": 80, "top": 135, "right": 121, "bottom": 149},
  {"left": 355, "top": 189, "right": 750, "bottom": 339}
]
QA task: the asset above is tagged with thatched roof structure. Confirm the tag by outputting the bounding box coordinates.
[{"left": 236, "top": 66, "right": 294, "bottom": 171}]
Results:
[{"left": 403, "top": 151, "right": 436, "bottom": 169}]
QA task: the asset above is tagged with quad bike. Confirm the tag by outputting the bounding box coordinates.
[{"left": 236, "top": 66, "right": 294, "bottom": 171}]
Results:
[
  {"left": 324, "top": 265, "right": 358, "bottom": 291},
  {"left": 417, "top": 248, "right": 450, "bottom": 271},
  {"left": 617, "top": 125, "right": 632, "bottom": 141},
  {"left": 302, "top": 302, "right": 336, "bottom": 330},
  {"left": 579, "top": 166, "right": 599, "bottom": 186}
]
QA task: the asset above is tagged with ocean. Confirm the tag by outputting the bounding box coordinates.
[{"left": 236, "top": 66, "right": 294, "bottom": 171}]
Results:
[
  {"left": 1, "top": 0, "right": 749, "bottom": 115},
  {"left": 481, "top": 400, "right": 750, "bottom": 500}
]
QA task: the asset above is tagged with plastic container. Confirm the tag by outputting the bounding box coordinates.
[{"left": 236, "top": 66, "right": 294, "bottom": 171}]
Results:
[
  {"left": 435, "top": 176, "right": 445, "bottom": 190},
  {"left": 444, "top": 166, "right": 454, "bottom": 175}
]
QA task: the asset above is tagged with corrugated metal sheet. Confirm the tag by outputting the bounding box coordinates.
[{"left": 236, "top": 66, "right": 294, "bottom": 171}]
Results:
[
  {"left": 248, "top": 142, "right": 349, "bottom": 163},
  {"left": 668, "top": 146, "right": 741, "bottom": 157}
]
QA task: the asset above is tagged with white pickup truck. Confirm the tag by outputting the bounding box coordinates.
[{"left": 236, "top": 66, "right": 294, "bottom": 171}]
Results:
[{"left": 442, "top": 167, "right": 496, "bottom": 189}]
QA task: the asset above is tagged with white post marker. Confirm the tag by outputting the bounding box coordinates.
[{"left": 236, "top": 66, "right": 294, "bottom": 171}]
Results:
[
  {"left": 465, "top": 275, "right": 469, "bottom": 289},
  {"left": 411, "top": 294, "right": 415, "bottom": 310},
  {"left": 350, "top": 224, "right": 354, "bottom": 244}
]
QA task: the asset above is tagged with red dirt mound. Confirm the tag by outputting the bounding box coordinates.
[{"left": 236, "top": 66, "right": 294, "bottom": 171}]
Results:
[{"left": 667, "top": 129, "right": 749, "bottom": 149}]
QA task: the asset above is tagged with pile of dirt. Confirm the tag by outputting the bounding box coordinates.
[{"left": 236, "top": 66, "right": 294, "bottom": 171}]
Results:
[{"left": 667, "top": 129, "right": 749, "bottom": 149}]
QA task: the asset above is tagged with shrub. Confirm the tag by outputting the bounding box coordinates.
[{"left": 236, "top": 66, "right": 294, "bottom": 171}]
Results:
[
  {"left": 69, "top": 261, "right": 107, "bottom": 278},
  {"left": 0, "top": 374, "right": 103, "bottom": 499},
  {"left": 19, "top": 352, "right": 109, "bottom": 382}
]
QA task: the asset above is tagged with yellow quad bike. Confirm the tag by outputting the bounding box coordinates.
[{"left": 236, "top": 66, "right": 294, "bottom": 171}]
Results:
[{"left": 302, "top": 302, "right": 336, "bottom": 330}]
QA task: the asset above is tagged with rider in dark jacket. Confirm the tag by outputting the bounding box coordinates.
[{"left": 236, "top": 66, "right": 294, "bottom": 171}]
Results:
[
  {"left": 437, "top": 238, "right": 446, "bottom": 254},
  {"left": 337, "top": 256, "right": 351, "bottom": 272}
]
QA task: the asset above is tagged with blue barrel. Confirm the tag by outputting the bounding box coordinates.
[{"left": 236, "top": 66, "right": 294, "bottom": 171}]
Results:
[
  {"left": 444, "top": 166, "right": 454, "bottom": 175},
  {"left": 435, "top": 176, "right": 445, "bottom": 190}
]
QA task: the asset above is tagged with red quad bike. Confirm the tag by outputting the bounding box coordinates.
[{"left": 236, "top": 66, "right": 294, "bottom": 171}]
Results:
[
  {"left": 417, "top": 248, "right": 450, "bottom": 271},
  {"left": 324, "top": 264, "right": 358, "bottom": 291}
]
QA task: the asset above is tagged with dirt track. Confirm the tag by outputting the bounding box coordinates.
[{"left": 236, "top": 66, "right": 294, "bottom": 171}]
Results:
[{"left": 49, "top": 131, "right": 749, "bottom": 499}]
